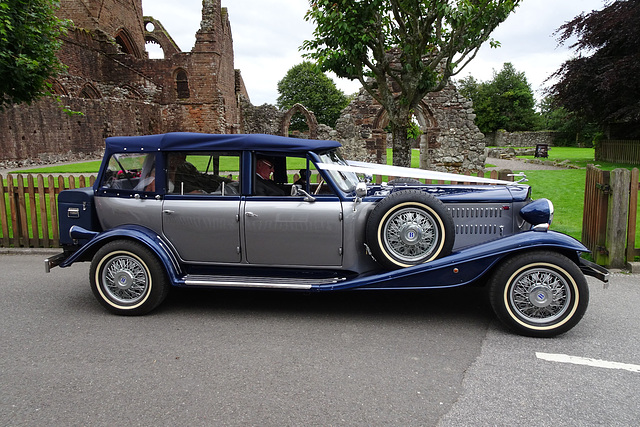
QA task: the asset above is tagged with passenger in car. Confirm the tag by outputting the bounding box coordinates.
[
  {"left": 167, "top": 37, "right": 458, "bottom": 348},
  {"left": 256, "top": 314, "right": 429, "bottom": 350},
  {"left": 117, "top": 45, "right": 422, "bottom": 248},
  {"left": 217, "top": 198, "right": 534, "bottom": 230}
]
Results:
[
  {"left": 255, "top": 157, "right": 285, "bottom": 196},
  {"left": 168, "top": 153, "right": 232, "bottom": 194}
]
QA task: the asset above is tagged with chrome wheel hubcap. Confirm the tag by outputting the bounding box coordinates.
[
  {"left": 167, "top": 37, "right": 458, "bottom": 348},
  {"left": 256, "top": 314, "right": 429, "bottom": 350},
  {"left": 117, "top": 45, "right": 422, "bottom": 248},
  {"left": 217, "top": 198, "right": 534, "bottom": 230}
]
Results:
[
  {"left": 101, "top": 255, "right": 149, "bottom": 304},
  {"left": 509, "top": 268, "right": 570, "bottom": 324},
  {"left": 383, "top": 207, "right": 439, "bottom": 262}
]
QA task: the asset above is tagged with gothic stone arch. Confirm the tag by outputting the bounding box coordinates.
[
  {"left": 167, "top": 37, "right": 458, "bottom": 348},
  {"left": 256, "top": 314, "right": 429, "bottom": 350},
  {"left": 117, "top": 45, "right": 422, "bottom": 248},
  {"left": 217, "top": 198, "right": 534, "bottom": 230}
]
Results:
[
  {"left": 78, "top": 82, "right": 101, "bottom": 99},
  {"left": 144, "top": 18, "right": 181, "bottom": 58},
  {"left": 335, "top": 84, "right": 485, "bottom": 173},
  {"left": 114, "top": 27, "right": 142, "bottom": 58},
  {"left": 280, "top": 103, "right": 318, "bottom": 139}
]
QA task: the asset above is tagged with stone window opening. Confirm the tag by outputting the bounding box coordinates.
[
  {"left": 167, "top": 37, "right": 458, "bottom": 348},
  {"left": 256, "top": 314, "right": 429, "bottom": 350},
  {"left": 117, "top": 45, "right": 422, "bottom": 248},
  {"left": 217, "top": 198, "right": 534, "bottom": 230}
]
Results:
[
  {"left": 145, "top": 39, "right": 164, "bottom": 59},
  {"left": 175, "top": 70, "right": 190, "bottom": 99},
  {"left": 114, "top": 28, "right": 141, "bottom": 58}
]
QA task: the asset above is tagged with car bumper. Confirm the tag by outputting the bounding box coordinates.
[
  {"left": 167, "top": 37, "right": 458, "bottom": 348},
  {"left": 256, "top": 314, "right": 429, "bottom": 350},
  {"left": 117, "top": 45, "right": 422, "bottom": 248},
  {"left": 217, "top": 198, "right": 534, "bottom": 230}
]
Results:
[{"left": 579, "top": 257, "right": 610, "bottom": 285}]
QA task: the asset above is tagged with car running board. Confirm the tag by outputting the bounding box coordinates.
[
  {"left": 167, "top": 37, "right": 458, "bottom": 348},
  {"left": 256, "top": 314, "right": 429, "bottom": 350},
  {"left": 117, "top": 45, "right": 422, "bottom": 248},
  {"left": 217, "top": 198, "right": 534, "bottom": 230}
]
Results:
[{"left": 183, "top": 274, "right": 346, "bottom": 290}]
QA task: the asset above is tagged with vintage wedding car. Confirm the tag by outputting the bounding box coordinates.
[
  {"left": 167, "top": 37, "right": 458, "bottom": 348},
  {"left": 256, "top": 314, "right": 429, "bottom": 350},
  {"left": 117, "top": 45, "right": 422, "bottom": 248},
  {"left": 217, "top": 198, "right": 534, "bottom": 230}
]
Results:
[{"left": 45, "top": 133, "right": 608, "bottom": 337}]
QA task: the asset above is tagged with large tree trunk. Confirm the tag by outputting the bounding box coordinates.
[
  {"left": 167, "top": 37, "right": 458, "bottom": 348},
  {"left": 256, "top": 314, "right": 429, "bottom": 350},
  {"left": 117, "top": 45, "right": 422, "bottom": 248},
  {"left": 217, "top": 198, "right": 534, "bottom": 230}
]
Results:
[{"left": 391, "top": 123, "right": 411, "bottom": 167}]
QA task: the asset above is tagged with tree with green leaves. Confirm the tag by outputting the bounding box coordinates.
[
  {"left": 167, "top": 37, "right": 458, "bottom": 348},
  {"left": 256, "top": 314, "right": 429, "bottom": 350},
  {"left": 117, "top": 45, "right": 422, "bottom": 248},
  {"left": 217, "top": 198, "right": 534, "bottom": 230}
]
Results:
[
  {"left": 302, "top": 0, "right": 521, "bottom": 167},
  {"left": 549, "top": 0, "right": 640, "bottom": 132},
  {"left": 458, "top": 62, "right": 537, "bottom": 134},
  {"left": 277, "top": 61, "right": 349, "bottom": 130},
  {"left": 537, "top": 95, "right": 599, "bottom": 147},
  {"left": 0, "top": 0, "right": 67, "bottom": 110}
]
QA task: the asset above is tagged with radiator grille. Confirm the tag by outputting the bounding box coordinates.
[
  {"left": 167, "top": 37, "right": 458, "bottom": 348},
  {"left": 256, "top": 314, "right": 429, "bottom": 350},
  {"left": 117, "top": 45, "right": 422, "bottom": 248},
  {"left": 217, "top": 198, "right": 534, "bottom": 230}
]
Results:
[
  {"left": 454, "top": 224, "right": 502, "bottom": 235},
  {"left": 447, "top": 206, "right": 503, "bottom": 219}
]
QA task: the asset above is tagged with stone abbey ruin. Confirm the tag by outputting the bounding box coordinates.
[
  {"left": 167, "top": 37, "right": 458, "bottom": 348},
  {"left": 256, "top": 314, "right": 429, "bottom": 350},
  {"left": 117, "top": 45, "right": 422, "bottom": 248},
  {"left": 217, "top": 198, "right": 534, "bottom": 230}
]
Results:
[{"left": 0, "top": 0, "right": 485, "bottom": 172}]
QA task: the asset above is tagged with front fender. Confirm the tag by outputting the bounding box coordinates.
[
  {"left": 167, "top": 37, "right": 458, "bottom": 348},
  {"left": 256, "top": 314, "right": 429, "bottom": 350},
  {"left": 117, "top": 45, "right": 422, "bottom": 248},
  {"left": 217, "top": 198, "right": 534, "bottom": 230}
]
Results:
[
  {"left": 60, "top": 225, "right": 182, "bottom": 282},
  {"left": 329, "top": 230, "right": 590, "bottom": 291}
]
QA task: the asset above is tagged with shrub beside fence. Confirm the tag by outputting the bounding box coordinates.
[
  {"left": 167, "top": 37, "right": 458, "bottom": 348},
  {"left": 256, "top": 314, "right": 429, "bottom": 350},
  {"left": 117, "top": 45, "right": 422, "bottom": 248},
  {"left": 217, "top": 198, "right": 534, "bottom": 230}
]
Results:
[{"left": 1, "top": 174, "right": 96, "bottom": 248}]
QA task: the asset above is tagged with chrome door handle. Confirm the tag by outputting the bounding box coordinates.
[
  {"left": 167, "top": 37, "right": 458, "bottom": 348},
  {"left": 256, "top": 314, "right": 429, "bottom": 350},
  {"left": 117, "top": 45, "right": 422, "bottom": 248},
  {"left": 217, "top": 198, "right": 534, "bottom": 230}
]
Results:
[
  {"left": 245, "top": 212, "right": 258, "bottom": 217},
  {"left": 163, "top": 210, "right": 175, "bottom": 215}
]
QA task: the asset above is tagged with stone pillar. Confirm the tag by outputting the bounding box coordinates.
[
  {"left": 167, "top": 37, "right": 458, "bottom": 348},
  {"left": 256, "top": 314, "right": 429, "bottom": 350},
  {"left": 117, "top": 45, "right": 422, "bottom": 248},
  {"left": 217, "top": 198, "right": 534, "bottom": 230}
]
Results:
[{"left": 419, "top": 133, "right": 429, "bottom": 169}]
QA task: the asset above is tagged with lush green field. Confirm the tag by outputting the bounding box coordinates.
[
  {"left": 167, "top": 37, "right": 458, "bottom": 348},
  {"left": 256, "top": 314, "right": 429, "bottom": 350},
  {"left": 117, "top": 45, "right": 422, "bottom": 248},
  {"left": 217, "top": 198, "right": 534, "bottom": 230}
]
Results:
[
  {"left": 16, "top": 160, "right": 103, "bottom": 174},
  {"left": 514, "top": 146, "right": 638, "bottom": 170},
  {"left": 519, "top": 169, "right": 586, "bottom": 240}
]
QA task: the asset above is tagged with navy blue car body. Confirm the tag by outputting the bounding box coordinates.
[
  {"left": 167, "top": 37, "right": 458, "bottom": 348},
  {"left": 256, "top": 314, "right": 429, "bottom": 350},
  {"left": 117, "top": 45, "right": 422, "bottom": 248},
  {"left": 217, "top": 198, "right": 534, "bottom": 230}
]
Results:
[{"left": 46, "top": 133, "right": 608, "bottom": 337}]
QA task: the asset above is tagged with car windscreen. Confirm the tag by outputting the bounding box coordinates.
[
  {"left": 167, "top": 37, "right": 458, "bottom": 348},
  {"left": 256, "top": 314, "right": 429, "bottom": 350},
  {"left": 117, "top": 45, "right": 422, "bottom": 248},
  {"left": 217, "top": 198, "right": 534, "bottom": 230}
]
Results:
[{"left": 317, "top": 150, "right": 360, "bottom": 194}]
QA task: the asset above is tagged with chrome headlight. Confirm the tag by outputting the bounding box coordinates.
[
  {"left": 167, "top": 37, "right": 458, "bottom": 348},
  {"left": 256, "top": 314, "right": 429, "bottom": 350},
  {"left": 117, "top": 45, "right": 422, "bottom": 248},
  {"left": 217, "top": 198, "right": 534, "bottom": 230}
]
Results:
[{"left": 519, "top": 198, "right": 554, "bottom": 227}]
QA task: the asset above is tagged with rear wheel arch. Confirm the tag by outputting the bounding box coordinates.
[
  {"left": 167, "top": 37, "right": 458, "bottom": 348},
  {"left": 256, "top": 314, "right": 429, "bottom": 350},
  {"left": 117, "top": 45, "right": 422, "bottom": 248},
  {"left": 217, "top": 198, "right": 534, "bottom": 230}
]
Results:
[{"left": 89, "top": 239, "right": 170, "bottom": 315}]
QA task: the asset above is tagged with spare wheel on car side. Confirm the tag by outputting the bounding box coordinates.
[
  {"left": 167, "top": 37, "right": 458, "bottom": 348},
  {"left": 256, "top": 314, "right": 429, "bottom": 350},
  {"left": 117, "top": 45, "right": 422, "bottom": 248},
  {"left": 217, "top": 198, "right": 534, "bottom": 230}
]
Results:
[{"left": 365, "top": 190, "right": 455, "bottom": 269}]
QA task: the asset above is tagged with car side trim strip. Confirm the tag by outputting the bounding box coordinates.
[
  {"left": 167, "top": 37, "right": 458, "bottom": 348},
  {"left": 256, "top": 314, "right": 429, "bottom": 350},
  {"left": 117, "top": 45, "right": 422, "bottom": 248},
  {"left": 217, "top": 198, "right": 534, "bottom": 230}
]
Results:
[{"left": 184, "top": 274, "right": 345, "bottom": 290}]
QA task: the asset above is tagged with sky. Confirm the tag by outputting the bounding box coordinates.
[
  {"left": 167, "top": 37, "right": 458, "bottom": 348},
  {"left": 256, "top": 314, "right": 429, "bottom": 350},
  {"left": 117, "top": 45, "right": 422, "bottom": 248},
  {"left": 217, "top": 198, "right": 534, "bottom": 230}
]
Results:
[{"left": 141, "top": 0, "right": 606, "bottom": 106}]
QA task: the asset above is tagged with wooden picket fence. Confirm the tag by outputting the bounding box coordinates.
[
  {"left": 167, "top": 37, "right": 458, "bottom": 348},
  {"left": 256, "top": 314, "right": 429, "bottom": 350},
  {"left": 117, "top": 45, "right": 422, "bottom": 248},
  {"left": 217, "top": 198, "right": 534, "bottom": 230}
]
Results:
[
  {"left": 0, "top": 174, "right": 96, "bottom": 248},
  {"left": 582, "top": 165, "right": 640, "bottom": 267},
  {"left": 596, "top": 140, "right": 640, "bottom": 165},
  {"left": 1, "top": 170, "right": 510, "bottom": 249}
]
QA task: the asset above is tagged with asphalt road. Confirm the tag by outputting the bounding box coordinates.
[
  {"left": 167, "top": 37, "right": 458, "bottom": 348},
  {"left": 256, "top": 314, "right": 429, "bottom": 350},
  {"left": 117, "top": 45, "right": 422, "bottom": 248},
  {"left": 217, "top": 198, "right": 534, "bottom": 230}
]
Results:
[{"left": 1, "top": 253, "right": 638, "bottom": 426}]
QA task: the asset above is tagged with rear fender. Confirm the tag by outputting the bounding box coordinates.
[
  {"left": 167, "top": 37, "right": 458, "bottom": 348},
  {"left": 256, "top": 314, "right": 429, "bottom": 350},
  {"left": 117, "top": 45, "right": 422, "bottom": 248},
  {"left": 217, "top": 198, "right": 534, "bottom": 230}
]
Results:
[{"left": 60, "top": 225, "right": 182, "bottom": 282}]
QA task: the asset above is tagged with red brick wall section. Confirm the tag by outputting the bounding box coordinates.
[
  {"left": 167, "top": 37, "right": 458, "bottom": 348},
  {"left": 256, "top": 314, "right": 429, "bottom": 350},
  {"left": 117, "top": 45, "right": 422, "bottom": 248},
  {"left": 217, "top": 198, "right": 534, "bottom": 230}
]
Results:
[
  {"left": 58, "top": 0, "right": 146, "bottom": 58},
  {"left": 0, "top": 0, "right": 246, "bottom": 163},
  {"left": 0, "top": 97, "right": 163, "bottom": 166}
]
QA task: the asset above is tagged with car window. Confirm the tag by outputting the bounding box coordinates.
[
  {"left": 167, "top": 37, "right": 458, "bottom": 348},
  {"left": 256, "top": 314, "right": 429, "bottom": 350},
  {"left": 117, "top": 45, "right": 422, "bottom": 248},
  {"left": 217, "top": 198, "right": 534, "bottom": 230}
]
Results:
[
  {"left": 167, "top": 151, "right": 241, "bottom": 196},
  {"left": 253, "top": 154, "right": 334, "bottom": 196},
  {"left": 100, "top": 153, "right": 150, "bottom": 191}
]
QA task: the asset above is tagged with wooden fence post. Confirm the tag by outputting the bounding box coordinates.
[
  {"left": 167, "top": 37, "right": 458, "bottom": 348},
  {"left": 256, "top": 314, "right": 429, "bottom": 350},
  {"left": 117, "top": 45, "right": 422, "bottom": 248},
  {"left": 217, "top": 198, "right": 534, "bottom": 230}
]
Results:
[
  {"left": 582, "top": 165, "right": 611, "bottom": 265},
  {"left": 607, "top": 168, "right": 631, "bottom": 268},
  {"left": 497, "top": 169, "right": 512, "bottom": 181},
  {"left": 627, "top": 168, "right": 639, "bottom": 263}
]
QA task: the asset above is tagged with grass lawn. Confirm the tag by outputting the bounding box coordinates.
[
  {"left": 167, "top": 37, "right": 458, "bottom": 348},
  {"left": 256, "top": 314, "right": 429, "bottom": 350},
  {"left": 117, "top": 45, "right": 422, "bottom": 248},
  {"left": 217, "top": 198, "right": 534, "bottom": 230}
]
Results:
[
  {"left": 518, "top": 169, "right": 586, "bottom": 240},
  {"left": 516, "top": 146, "right": 638, "bottom": 171},
  {"left": 16, "top": 160, "right": 103, "bottom": 174}
]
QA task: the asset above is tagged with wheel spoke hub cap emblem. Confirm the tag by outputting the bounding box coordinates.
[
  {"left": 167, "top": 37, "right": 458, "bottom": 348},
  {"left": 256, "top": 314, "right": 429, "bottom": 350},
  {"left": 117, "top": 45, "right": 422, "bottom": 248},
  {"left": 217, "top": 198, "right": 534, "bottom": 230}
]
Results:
[
  {"left": 528, "top": 285, "right": 551, "bottom": 308},
  {"left": 114, "top": 271, "right": 135, "bottom": 291},
  {"left": 400, "top": 224, "right": 422, "bottom": 245}
]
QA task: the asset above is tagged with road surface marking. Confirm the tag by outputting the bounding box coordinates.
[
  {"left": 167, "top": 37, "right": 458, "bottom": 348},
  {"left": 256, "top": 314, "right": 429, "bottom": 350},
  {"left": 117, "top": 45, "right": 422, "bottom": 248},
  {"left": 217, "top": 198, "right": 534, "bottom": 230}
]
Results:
[{"left": 536, "top": 352, "right": 640, "bottom": 373}]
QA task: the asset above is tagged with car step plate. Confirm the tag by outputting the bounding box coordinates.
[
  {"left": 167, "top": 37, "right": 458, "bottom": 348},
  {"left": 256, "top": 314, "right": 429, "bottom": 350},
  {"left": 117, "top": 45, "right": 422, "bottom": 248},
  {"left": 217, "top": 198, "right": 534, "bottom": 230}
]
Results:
[{"left": 183, "top": 274, "right": 346, "bottom": 290}]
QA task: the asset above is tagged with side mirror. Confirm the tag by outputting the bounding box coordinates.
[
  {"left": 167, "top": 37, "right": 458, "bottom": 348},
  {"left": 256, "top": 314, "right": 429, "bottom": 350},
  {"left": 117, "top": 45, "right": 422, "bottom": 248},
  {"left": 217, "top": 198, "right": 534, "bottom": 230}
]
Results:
[
  {"left": 355, "top": 182, "right": 367, "bottom": 198},
  {"left": 291, "top": 184, "right": 316, "bottom": 202}
]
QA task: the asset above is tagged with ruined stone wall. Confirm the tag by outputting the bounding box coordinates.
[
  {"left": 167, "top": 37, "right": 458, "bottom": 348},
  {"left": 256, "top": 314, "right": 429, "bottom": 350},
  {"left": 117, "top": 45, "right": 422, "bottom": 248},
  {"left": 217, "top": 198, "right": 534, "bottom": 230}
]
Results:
[
  {"left": 0, "top": 0, "right": 246, "bottom": 163},
  {"left": 485, "top": 130, "right": 558, "bottom": 147},
  {"left": 0, "top": 98, "right": 162, "bottom": 168},
  {"left": 423, "top": 85, "right": 486, "bottom": 172},
  {"left": 333, "top": 84, "right": 486, "bottom": 173},
  {"left": 59, "top": 0, "right": 146, "bottom": 58},
  {"left": 240, "top": 98, "right": 284, "bottom": 135}
]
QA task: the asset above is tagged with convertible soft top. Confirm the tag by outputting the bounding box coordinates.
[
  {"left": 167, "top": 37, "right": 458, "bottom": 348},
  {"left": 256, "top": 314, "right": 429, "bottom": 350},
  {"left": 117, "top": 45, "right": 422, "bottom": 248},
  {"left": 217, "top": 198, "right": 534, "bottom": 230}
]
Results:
[{"left": 104, "top": 133, "right": 342, "bottom": 155}]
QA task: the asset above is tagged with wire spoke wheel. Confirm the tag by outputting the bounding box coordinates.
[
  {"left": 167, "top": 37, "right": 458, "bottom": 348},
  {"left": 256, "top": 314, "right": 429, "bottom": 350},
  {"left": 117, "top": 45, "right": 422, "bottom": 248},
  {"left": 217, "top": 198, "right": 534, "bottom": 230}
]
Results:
[
  {"left": 90, "top": 240, "right": 169, "bottom": 315},
  {"left": 489, "top": 251, "right": 589, "bottom": 337},
  {"left": 509, "top": 268, "right": 570, "bottom": 324},
  {"left": 383, "top": 207, "right": 439, "bottom": 263},
  {"left": 101, "top": 254, "right": 150, "bottom": 305},
  {"left": 365, "top": 190, "right": 454, "bottom": 269}
]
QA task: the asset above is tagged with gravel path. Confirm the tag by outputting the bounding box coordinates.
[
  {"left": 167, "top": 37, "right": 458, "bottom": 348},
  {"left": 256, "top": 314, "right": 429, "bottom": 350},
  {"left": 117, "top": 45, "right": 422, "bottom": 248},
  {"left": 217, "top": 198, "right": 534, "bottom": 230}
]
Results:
[{"left": 485, "top": 157, "right": 571, "bottom": 171}]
